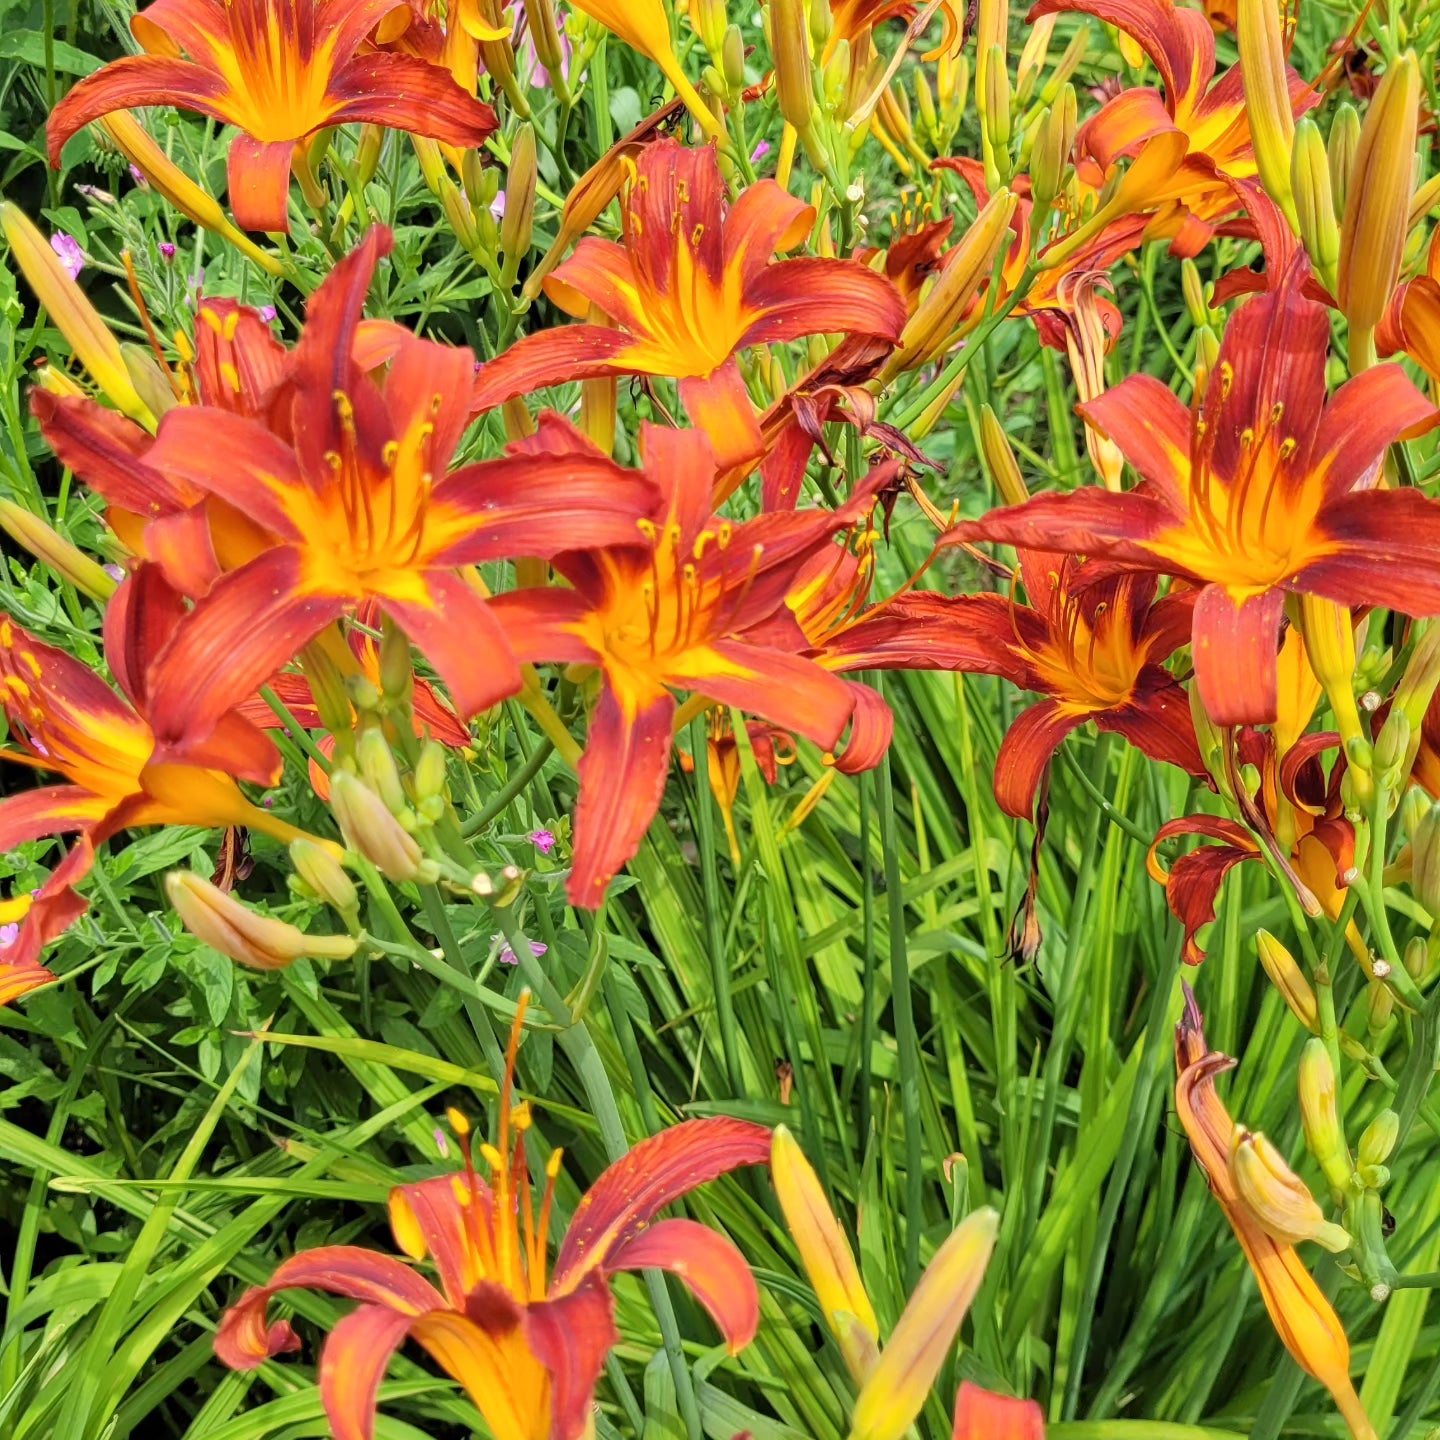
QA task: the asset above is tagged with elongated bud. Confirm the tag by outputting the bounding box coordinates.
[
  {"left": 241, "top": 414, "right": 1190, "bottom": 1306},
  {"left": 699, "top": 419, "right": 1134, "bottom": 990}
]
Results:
[
  {"left": 330, "top": 770, "right": 436, "bottom": 883},
  {"left": 1237, "top": 0, "right": 1297, "bottom": 231},
  {"left": 1299, "top": 1038, "right": 1354, "bottom": 1199},
  {"left": 355, "top": 124, "right": 383, "bottom": 189},
  {"left": 98, "top": 112, "right": 283, "bottom": 277},
  {"left": 356, "top": 728, "right": 408, "bottom": 815},
  {"left": 1, "top": 204, "right": 154, "bottom": 427},
  {"left": 529, "top": 0, "right": 568, "bottom": 78},
  {"left": 693, "top": 0, "right": 728, "bottom": 54},
  {"left": 722, "top": 24, "right": 746, "bottom": 89},
  {"left": 0, "top": 498, "right": 116, "bottom": 602},
  {"left": 1357, "top": 1109, "right": 1398, "bottom": 1169},
  {"left": 1015, "top": 13, "right": 1056, "bottom": 105},
  {"left": 881, "top": 189, "right": 1018, "bottom": 378},
  {"left": 33, "top": 361, "right": 87, "bottom": 398},
  {"left": 979, "top": 404, "right": 1029, "bottom": 507},
  {"left": 1410, "top": 802, "right": 1440, "bottom": 913},
  {"left": 937, "top": 48, "right": 968, "bottom": 124},
  {"left": 1338, "top": 52, "right": 1420, "bottom": 348},
  {"left": 501, "top": 124, "right": 537, "bottom": 282},
  {"left": 1030, "top": 86, "right": 1076, "bottom": 207},
  {"left": 770, "top": 0, "right": 815, "bottom": 132},
  {"left": 122, "top": 344, "right": 177, "bottom": 421},
  {"left": 982, "top": 42, "right": 1011, "bottom": 153},
  {"left": 1292, "top": 117, "right": 1339, "bottom": 290},
  {"left": 1367, "top": 976, "right": 1395, "bottom": 1035},
  {"left": 914, "top": 66, "right": 938, "bottom": 139},
  {"left": 849, "top": 1208, "right": 999, "bottom": 1440},
  {"left": 439, "top": 176, "right": 481, "bottom": 253},
  {"left": 771, "top": 1126, "right": 880, "bottom": 1383},
  {"left": 1298, "top": 596, "right": 1364, "bottom": 756},
  {"left": 1181, "top": 259, "right": 1210, "bottom": 327},
  {"left": 1255, "top": 929, "right": 1318, "bottom": 1032},
  {"left": 973, "top": 0, "right": 1008, "bottom": 101},
  {"left": 300, "top": 641, "right": 358, "bottom": 749},
  {"left": 1328, "top": 102, "right": 1361, "bottom": 218},
  {"left": 1389, "top": 624, "right": 1440, "bottom": 781},
  {"left": 1373, "top": 708, "right": 1410, "bottom": 785},
  {"left": 413, "top": 739, "right": 449, "bottom": 807},
  {"left": 1037, "top": 26, "right": 1086, "bottom": 106},
  {"left": 166, "top": 871, "right": 357, "bottom": 971},
  {"left": 1408, "top": 173, "right": 1440, "bottom": 236},
  {"left": 290, "top": 838, "right": 359, "bottom": 920},
  {"left": 1230, "top": 1128, "right": 1352, "bottom": 1253}
]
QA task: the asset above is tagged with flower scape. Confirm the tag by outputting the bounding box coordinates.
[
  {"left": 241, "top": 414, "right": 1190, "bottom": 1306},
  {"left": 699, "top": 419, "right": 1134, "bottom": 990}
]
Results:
[{"left": 5, "top": 0, "right": 1440, "bottom": 1437}]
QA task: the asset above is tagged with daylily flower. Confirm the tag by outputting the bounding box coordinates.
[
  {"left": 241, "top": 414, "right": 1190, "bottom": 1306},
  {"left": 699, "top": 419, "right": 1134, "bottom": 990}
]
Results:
[
  {"left": 1175, "top": 988, "right": 1376, "bottom": 1440},
  {"left": 945, "top": 260, "right": 1440, "bottom": 727},
  {"left": 47, "top": 0, "right": 498, "bottom": 233},
  {"left": 826, "top": 0, "right": 966, "bottom": 61},
  {"left": 123, "top": 227, "right": 659, "bottom": 751},
  {"left": 1379, "top": 228, "right": 1440, "bottom": 383},
  {"left": 771, "top": 1125, "right": 1006, "bottom": 1440},
  {"left": 1031, "top": 0, "right": 1317, "bottom": 253},
  {"left": 488, "top": 418, "right": 889, "bottom": 906},
  {"left": 0, "top": 566, "right": 315, "bottom": 1003},
  {"left": 471, "top": 140, "right": 906, "bottom": 473},
  {"left": 818, "top": 553, "right": 1205, "bottom": 818},
  {"left": 1149, "top": 729, "right": 1356, "bottom": 964},
  {"left": 217, "top": 996, "right": 771, "bottom": 1440}
]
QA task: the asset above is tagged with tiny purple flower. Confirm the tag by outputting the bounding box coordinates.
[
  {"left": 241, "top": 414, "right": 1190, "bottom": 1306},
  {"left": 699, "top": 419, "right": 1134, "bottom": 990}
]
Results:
[
  {"left": 490, "top": 190, "right": 506, "bottom": 220},
  {"left": 50, "top": 233, "right": 84, "bottom": 281},
  {"left": 750, "top": 140, "right": 771, "bottom": 164},
  {"left": 258, "top": 304, "right": 277, "bottom": 322},
  {"left": 103, "top": 563, "right": 125, "bottom": 583},
  {"left": 493, "top": 934, "right": 547, "bottom": 965},
  {"left": 529, "top": 829, "right": 556, "bottom": 855},
  {"left": 129, "top": 164, "right": 149, "bottom": 188},
  {"left": 262, "top": 795, "right": 275, "bottom": 808},
  {"left": 0, "top": 922, "right": 18, "bottom": 949},
  {"left": 158, "top": 242, "right": 176, "bottom": 262},
  {"left": 434, "top": 1127, "right": 450, "bottom": 1158}
]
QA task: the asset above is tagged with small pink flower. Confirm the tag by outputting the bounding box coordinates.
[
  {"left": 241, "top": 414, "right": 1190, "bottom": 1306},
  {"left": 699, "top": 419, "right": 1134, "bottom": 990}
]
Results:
[
  {"left": 750, "top": 140, "right": 771, "bottom": 164},
  {"left": 0, "top": 922, "right": 17, "bottom": 949},
  {"left": 129, "top": 164, "right": 149, "bottom": 188},
  {"left": 50, "top": 233, "right": 84, "bottom": 280},
  {"left": 258, "top": 304, "right": 277, "bottom": 322},
  {"left": 529, "top": 829, "right": 556, "bottom": 855},
  {"left": 159, "top": 242, "right": 176, "bottom": 261},
  {"left": 493, "top": 934, "right": 547, "bottom": 965}
]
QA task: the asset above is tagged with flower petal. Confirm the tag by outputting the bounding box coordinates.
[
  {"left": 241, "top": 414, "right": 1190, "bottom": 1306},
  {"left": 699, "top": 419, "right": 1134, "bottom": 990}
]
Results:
[
  {"left": 1095, "top": 671, "right": 1206, "bottom": 780},
  {"left": 103, "top": 563, "right": 188, "bottom": 707},
  {"left": 833, "top": 682, "right": 894, "bottom": 775},
  {"left": 722, "top": 179, "right": 814, "bottom": 281},
  {"left": 609, "top": 1217, "right": 759, "bottom": 1351},
  {"left": 952, "top": 1382, "right": 1045, "bottom": 1440},
  {"left": 0, "top": 787, "right": 107, "bottom": 851},
  {"left": 994, "top": 699, "right": 1085, "bottom": 819},
  {"left": 553, "top": 1116, "right": 772, "bottom": 1289},
  {"left": 326, "top": 53, "right": 498, "bottom": 148},
  {"left": 227, "top": 136, "right": 297, "bottom": 234},
  {"left": 524, "top": 1277, "right": 620, "bottom": 1440},
  {"left": 943, "top": 490, "right": 1172, "bottom": 564},
  {"left": 569, "top": 681, "right": 674, "bottom": 908},
  {"left": 1311, "top": 363, "right": 1438, "bottom": 500},
  {"left": 1147, "top": 816, "right": 1257, "bottom": 964},
  {"left": 319, "top": 1304, "right": 417, "bottom": 1440},
  {"left": 738, "top": 257, "right": 906, "bottom": 349},
  {"left": 382, "top": 573, "right": 523, "bottom": 720},
  {"left": 1191, "top": 584, "right": 1285, "bottom": 726},
  {"left": 471, "top": 327, "right": 638, "bottom": 413},
  {"left": 0, "top": 837, "right": 95, "bottom": 1004},
  {"left": 486, "top": 587, "right": 598, "bottom": 667},
  {"left": 1076, "top": 373, "right": 1192, "bottom": 506},
  {"left": 1296, "top": 490, "right": 1440, "bottom": 615},
  {"left": 215, "top": 1244, "right": 446, "bottom": 1370},
  {"left": 677, "top": 361, "right": 765, "bottom": 473}
]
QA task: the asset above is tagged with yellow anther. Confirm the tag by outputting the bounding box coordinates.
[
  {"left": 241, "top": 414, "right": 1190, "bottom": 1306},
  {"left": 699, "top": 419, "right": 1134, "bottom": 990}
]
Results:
[{"left": 446, "top": 1106, "right": 471, "bottom": 1136}]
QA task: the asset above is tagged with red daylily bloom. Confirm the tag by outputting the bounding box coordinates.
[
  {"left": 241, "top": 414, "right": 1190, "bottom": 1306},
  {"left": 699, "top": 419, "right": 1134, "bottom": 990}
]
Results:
[
  {"left": 827, "top": 0, "right": 966, "bottom": 59},
  {"left": 1030, "top": 0, "right": 1317, "bottom": 253},
  {"left": 1148, "top": 729, "right": 1356, "bottom": 964},
  {"left": 1379, "top": 228, "right": 1440, "bottom": 382},
  {"left": 817, "top": 551, "right": 1205, "bottom": 817},
  {"left": 47, "top": 0, "right": 497, "bottom": 232},
  {"left": 680, "top": 713, "right": 797, "bottom": 863},
  {"left": 945, "top": 260, "right": 1440, "bottom": 728},
  {"left": 952, "top": 1382, "right": 1046, "bottom": 1440},
  {"left": 217, "top": 998, "right": 770, "bottom": 1440},
  {"left": 123, "top": 228, "right": 659, "bottom": 753},
  {"left": 471, "top": 139, "right": 906, "bottom": 473},
  {"left": 488, "top": 417, "right": 889, "bottom": 906},
  {"left": 0, "top": 567, "right": 315, "bottom": 1003}
]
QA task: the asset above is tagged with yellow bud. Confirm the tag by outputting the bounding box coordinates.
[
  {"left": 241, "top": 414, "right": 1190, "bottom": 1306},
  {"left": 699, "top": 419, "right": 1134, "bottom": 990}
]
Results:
[
  {"left": 1030, "top": 85, "right": 1076, "bottom": 207},
  {"left": 1015, "top": 13, "right": 1056, "bottom": 105},
  {"left": 914, "top": 66, "right": 937, "bottom": 139},
  {"left": 982, "top": 43, "right": 1012, "bottom": 155},
  {"left": 1407, "top": 173, "right": 1440, "bottom": 237},
  {"left": 355, "top": 124, "right": 383, "bottom": 188},
  {"left": 770, "top": 1126, "right": 880, "bottom": 1383},
  {"left": 122, "top": 344, "right": 177, "bottom": 422},
  {"left": 1037, "top": 26, "right": 1086, "bottom": 106},
  {"left": 1255, "top": 930, "right": 1318, "bottom": 1032},
  {"left": 1298, "top": 1038, "right": 1355, "bottom": 1199},
  {"left": 528, "top": 0, "right": 569, "bottom": 79},
  {"left": 501, "top": 124, "right": 538, "bottom": 283},
  {"left": 0, "top": 498, "right": 116, "bottom": 603},
  {"left": 289, "top": 838, "right": 359, "bottom": 919},
  {"left": 722, "top": 24, "right": 746, "bottom": 89},
  {"left": 770, "top": 0, "right": 814, "bottom": 132},
  {"left": 881, "top": 188, "right": 1018, "bottom": 378},
  {"left": 330, "top": 770, "right": 435, "bottom": 883},
  {"left": 1338, "top": 52, "right": 1420, "bottom": 346},
  {"left": 0, "top": 203, "right": 154, "bottom": 427},
  {"left": 1230, "top": 1128, "right": 1351, "bottom": 1253},
  {"left": 937, "top": 48, "right": 968, "bottom": 122},
  {"left": 692, "top": 0, "right": 728, "bottom": 54},
  {"left": 1297, "top": 595, "right": 1364, "bottom": 753},
  {"left": 1409, "top": 802, "right": 1440, "bottom": 913},
  {"left": 165, "top": 870, "right": 357, "bottom": 971},
  {"left": 1237, "top": 0, "right": 1297, "bottom": 231},
  {"left": 1390, "top": 622, "right": 1440, "bottom": 776},
  {"left": 357, "top": 728, "right": 408, "bottom": 815},
  {"left": 849, "top": 1208, "right": 999, "bottom": 1440},
  {"left": 1181, "top": 259, "right": 1209, "bottom": 328},
  {"left": 414, "top": 740, "right": 449, "bottom": 805},
  {"left": 1357, "top": 1109, "right": 1398, "bottom": 1169},
  {"left": 979, "top": 403, "right": 1029, "bottom": 507},
  {"left": 1292, "top": 117, "right": 1339, "bottom": 290},
  {"left": 1328, "top": 102, "right": 1360, "bottom": 219}
]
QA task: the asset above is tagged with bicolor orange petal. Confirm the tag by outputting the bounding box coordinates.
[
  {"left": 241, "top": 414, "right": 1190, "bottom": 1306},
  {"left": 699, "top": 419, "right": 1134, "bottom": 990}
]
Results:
[
  {"left": 1148, "top": 816, "right": 1257, "bottom": 964},
  {"left": 1191, "top": 585, "right": 1285, "bottom": 726},
  {"left": 995, "top": 699, "right": 1086, "bottom": 818},
  {"left": 319, "top": 1305, "right": 419, "bottom": 1440},
  {"left": 226, "top": 136, "right": 296, "bottom": 233},
  {"left": 524, "top": 1278, "right": 620, "bottom": 1440},
  {"left": 952, "top": 1382, "right": 1045, "bottom": 1440},
  {"left": 471, "top": 327, "right": 637, "bottom": 412}
]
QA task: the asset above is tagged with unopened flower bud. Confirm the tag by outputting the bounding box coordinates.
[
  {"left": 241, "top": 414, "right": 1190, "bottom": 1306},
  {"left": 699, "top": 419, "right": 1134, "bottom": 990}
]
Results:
[
  {"left": 1292, "top": 117, "right": 1339, "bottom": 290},
  {"left": 1256, "top": 929, "right": 1318, "bottom": 1032},
  {"left": 1328, "top": 102, "right": 1360, "bottom": 218},
  {"left": 166, "top": 870, "right": 357, "bottom": 971},
  {"left": 982, "top": 43, "right": 1012, "bottom": 154},
  {"left": 808, "top": 0, "right": 832, "bottom": 49},
  {"left": 1339, "top": 52, "right": 1420, "bottom": 350},
  {"left": 1358, "top": 1109, "right": 1398, "bottom": 1169},
  {"left": 770, "top": 0, "right": 815, "bottom": 132},
  {"left": 1373, "top": 708, "right": 1410, "bottom": 783},
  {"left": 914, "top": 67, "right": 937, "bottom": 138},
  {"left": 1181, "top": 260, "right": 1209, "bottom": 327},
  {"left": 0, "top": 498, "right": 116, "bottom": 603},
  {"left": 355, "top": 125, "right": 382, "bottom": 190},
  {"left": 1193, "top": 323, "right": 1220, "bottom": 381},
  {"left": 1298, "top": 595, "right": 1363, "bottom": 751},
  {"left": 357, "top": 728, "right": 408, "bottom": 815},
  {"left": 1037, "top": 26, "right": 1085, "bottom": 106},
  {"left": 979, "top": 403, "right": 1029, "bottom": 507},
  {"left": 290, "top": 838, "right": 359, "bottom": 920},
  {"left": 501, "top": 123, "right": 537, "bottom": 283},
  {"left": 1231, "top": 1128, "right": 1351, "bottom": 1253},
  {"left": 413, "top": 739, "right": 449, "bottom": 805},
  {"left": 1410, "top": 802, "right": 1440, "bottom": 912},
  {"left": 1015, "top": 13, "right": 1056, "bottom": 105},
  {"left": 1299, "top": 1038, "right": 1354, "bottom": 1198},
  {"left": 1031, "top": 86, "right": 1076, "bottom": 207},
  {"left": 1367, "top": 978, "right": 1395, "bottom": 1035},
  {"left": 692, "top": 0, "right": 728, "bottom": 54},
  {"left": 1237, "top": 0, "right": 1297, "bottom": 231},
  {"left": 331, "top": 769, "right": 435, "bottom": 883},
  {"left": 722, "top": 24, "right": 746, "bottom": 89},
  {"left": 1400, "top": 786, "right": 1430, "bottom": 841}
]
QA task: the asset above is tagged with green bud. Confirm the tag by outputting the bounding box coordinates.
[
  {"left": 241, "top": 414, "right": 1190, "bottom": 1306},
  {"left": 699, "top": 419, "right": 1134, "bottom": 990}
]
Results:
[
  {"left": 1358, "top": 1109, "right": 1399, "bottom": 1169},
  {"left": 357, "top": 727, "right": 407, "bottom": 816},
  {"left": 1400, "top": 786, "right": 1431, "bottom": 841},
  {"left": 1299, "top": 1037, "right": 1354, "bottom": 1200},
  {"left": 1181, "top": 259, "right": 1209, "bottom": 328},
  {"left": 1328, "top": 102, "right": 1361, "bottom": 220},
  {"left": 1291, "top": 116, "right": 1339, "bottom": 289},
  {"left": 722, "top": 24, "right": 746, "bottom": 89},
  {"left": 983, "top": 42, "right": 1012, "bottom": 152},
  {"left": 413, "top": 739, "right": 449, "bottom": 805},
  {"left": 330, "top": 770, "right": 436, "bottom": 884},
  {"left": 290, "top": 838, "right": 359, "bottom": 920},
  {"left": 1411, "top": 801, "right": 1440, "bottom": 914}
]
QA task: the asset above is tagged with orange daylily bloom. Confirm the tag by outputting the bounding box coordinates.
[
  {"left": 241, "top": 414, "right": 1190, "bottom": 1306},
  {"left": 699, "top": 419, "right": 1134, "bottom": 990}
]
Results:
[
  {"left": 488, "top": 418, "right": 890, "bottom": 906},
  {"left": 680, "top": 714, "right": 797, "bottom": 863},
  {"left": 1030, "top": 0, "right": 1317, "bottom": 253},
  {"left": 952, "top": 1383, "right": 1046, "bottom": 1440},
  {"left": 47, "top": 0, "right": 497, "bottom": 232},
  {"left": 0, "top": 566, "right": 315, "bottom": 1004},
  {"left": 818, "top": 552, "right": 1205, "bottom": 817},
  {"left": 827, "top": 0, "right": 967, "bottom": 60},
  {"left": 217, "top": 998, "right": 770, "bottom": 1440},
  {"left": 1149, "top": 729, "right": 1357, "bottom": 964},
  {"left": 471, "top": 140, "right": 906, "bottom": 473},
  {"left": 1175, "top": 989, "right": 1376, "bottom": 1440},
  {"left": 946, "top": 259, "right": 1440, "bottom": 727},
  {"left": 1379, "top": 228, "right": 1440, "bottom": 382},
  {"left": 71, "top": 228, "right": 659, "bottom": 753}
]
